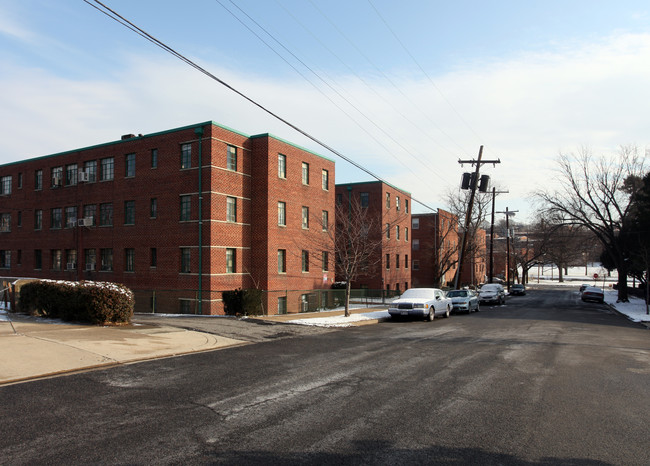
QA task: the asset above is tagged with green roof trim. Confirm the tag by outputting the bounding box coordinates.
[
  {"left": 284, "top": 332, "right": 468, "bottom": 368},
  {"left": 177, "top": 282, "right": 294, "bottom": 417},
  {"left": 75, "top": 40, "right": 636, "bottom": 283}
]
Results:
[
  {"left": 335, "top": 180, "right": 411, "bottom": 196},
  {"left": 250, "top": 132, "right": 334, "bottom": 163}
]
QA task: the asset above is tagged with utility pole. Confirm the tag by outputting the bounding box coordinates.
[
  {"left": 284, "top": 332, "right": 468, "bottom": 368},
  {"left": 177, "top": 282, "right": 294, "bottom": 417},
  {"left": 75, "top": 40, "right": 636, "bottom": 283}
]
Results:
[
  {"left": 454, "top": 146, "right": 500, "bottom": 289},
  {"left": 496, "top": 207, "right": 518, "bottom": 292},
  {"left": 489, "top": 187, "right": 509, "bottom": 283}
]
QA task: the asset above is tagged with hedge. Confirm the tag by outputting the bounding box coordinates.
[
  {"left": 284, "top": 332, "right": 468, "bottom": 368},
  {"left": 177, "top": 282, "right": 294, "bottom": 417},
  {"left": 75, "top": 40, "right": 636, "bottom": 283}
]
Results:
[
  {"left": 18, "top": 280, "right": 134, "bottom": 325},
  {"left": 222, "top": 288, "right": 264, "bottom": 316}
]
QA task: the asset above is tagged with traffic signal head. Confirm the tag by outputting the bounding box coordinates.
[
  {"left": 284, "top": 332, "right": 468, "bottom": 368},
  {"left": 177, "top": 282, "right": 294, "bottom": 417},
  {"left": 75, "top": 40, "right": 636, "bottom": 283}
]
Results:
[{"left": 479, "top": 174, "right": 490, "bottom": 192}]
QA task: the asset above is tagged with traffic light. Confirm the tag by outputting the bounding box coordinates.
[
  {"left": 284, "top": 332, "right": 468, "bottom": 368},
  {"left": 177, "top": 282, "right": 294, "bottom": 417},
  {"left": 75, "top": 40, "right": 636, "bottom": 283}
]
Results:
[{"left": 460, "top": 172, "right": 475, "bottom": 190}]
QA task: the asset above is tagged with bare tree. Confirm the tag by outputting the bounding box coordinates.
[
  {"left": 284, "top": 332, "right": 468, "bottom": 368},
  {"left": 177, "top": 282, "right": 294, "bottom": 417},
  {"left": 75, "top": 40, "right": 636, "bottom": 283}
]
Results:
[
  {"left": 303, "top": 197, "right": 402, "bottom": 317},
  {"left": 536, "top": 146, "right": 647, "bottom": 301}
]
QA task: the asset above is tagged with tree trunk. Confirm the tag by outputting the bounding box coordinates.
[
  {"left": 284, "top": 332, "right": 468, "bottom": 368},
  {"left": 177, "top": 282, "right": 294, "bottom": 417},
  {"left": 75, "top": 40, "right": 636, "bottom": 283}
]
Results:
[
  {"left": 616, "top": 262, "right": 629, "bottom": 302},
  {"left": 344, "top": 281, "right": 351, "bottom": 317},
  {"left": 558, "top": 263, "right": 564, "bottom": 282}
]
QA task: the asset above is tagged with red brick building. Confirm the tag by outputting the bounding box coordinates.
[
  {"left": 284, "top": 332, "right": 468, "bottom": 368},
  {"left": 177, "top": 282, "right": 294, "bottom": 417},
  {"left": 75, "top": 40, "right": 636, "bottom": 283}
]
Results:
[
  {"left": 411, "top": 209, "right": 459, "bottom": 288},
  {"left": 0, "top": 121, "right": 335, "bottom": 315},
  {"left": 459, "top": 228, "right": 487, "bottom": 287},
  {"left": 334, "top": 181, "right": 411, "bottom": 293}
]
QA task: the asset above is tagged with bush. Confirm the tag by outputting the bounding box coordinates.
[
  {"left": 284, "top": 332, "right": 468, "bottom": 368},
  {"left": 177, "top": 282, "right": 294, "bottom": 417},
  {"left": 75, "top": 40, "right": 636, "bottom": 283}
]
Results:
[
  {"left": 222, "top": 288, "right": 264, "bottom": 316},
  {"left": 18, "top": 280, "right": 134, "bottom": 325}
]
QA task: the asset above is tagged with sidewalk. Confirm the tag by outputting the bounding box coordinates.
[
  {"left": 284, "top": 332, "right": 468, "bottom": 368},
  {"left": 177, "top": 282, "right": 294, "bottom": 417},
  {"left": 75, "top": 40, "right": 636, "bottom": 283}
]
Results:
[{"left": 0, "top": 316, "right": 247, "bottom": 385}]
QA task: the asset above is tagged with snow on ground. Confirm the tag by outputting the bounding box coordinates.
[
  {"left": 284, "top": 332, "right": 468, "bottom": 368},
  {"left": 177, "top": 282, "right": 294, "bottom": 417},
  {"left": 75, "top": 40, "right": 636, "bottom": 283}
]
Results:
[{"left": 287, "top": 310, "right": 390, "bottom": 328}]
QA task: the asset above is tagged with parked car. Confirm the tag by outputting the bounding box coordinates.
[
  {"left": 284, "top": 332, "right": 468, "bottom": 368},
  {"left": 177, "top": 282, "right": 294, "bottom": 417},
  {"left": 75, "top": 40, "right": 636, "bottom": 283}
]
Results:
[
  {"left": 581, "top": 286, "right": 605, "bottom": 304},
  {"left": 447, "top": 289, "right": 480, "bottom": 314},
  {"left": 479, "top": 283, "right": 506, "bottom": 305},
  {"left": 579, "top": 284, "right": 590, "bottom": 293},
  {"left": 388, "top": 288, "right": 452, "bottom": 321},
  {"left": 510, "top": 284, "right": 526, "bottom": 296}
]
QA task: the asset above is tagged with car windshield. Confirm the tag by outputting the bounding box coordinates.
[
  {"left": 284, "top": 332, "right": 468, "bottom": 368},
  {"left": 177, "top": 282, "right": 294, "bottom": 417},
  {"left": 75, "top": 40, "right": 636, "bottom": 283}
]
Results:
[
  {"left": 481, "top": 284, "right": 500, "bottom": 292},
  {"left": 399, "top": 289, "right": 435, "bottom": 299},
  {"left": 512, "top": 285, "right": 523, "bottom": 289},
  {"left": 447, "top": 290, "right": 468, "bottom": 297}
]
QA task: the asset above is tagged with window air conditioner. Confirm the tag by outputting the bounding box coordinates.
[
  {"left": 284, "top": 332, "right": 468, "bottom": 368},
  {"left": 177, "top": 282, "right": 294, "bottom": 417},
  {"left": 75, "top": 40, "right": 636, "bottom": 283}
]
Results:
[
  {"left": 78, "top": 171, "right": 89, "bottom": 182},
  {"left": 52, "top": 176, "right": 62, "bottom": 187},
  {"left": 85, "top": 263, "right": 96, "bottom": 271},
  {"left": 66, "top": 262, "right": 76, "bottom": 271}
]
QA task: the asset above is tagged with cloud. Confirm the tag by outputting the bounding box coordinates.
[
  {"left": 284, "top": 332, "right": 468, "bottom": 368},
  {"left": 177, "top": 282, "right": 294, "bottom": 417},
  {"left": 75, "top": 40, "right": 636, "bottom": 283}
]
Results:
[{"left": 1, "top": 31, "right": 648, "bottom": 222}]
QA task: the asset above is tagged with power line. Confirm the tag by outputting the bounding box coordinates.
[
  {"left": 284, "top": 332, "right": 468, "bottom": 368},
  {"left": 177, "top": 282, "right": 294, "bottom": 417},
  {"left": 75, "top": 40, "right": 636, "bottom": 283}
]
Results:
[{"left": 83, "top": 0, "right": 439, "bottom": 212}]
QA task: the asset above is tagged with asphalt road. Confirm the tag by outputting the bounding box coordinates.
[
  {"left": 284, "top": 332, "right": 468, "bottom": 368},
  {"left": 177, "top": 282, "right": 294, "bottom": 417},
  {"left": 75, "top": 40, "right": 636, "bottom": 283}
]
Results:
[{"left": 1, "top": 286, "right": 649, "bottom": 465}]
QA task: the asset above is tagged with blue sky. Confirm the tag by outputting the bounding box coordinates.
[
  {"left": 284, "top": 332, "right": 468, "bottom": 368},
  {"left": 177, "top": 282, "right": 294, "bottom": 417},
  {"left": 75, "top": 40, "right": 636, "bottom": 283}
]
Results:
[{"left": 1, "top": 0, "right": 649, "bottom": 221}]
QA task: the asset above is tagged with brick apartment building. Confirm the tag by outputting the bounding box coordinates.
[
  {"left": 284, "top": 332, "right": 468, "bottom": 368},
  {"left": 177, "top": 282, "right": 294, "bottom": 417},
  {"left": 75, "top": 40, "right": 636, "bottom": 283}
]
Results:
[
  {"left": 0, "top": 121, "right": 335, "bottom": 315},
  {"left": 411, "top": 210, "right": 459, "bottom": 288},
  {"left": 334, "top": 181, "right": 411, "bottom": 293}
]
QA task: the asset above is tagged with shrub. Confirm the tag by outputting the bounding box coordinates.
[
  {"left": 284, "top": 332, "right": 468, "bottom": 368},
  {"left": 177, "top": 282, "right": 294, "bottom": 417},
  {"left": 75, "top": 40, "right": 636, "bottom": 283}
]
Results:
[
  {"left": 222, "top": 288, "right": 264, "bottom": 316},
  {"left": 18, "top": 280, "right": 134, "bottom": 325}
]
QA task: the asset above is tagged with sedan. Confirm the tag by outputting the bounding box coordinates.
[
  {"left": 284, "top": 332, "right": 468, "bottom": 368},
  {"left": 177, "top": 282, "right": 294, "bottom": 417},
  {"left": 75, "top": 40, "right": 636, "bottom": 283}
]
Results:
[
  {"left": 388, "top": 288, "right": 452, "bottom": 321},
  {"left": 581, "top": 286, "right": 605, "bottom": 304},
  {"left": 447, "top": 289, "right": 480, "bottom": 314},
  {"left": 510, "top": 284, "right": 526, "bottom": 296}
]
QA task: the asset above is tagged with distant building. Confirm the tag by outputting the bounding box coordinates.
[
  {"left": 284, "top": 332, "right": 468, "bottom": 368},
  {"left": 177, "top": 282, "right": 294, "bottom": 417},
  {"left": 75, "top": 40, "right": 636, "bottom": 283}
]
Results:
[
  {"left": 411, "top": 210, "right": 459, "bottom": 288},
  {"left": 459, "top": 227, "right": 487, "bottom": 287},
  {"left": 335, "top": 181, "right": 411, "bottom": 294},
  {"left": 0, "top": 121, "right": 335, "bottom": 315}
]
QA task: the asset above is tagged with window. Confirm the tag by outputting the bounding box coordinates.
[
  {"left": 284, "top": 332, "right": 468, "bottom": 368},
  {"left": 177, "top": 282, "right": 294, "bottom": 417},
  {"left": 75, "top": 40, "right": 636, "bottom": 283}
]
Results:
[
  {"left": 0, "top": 250, "right": 10, "bottom": 269},
  {"left": 386, "top": 192, "right": 390, "bottom": 209},
  {"left": 302, "top": 207, "right": 309, "bottom": 229},
  {"left": 150, "top": 248, "right": 157, "bottom": 267},
  {"left": 278, "top": 201, "right": 286, "bottom": 226},
  {"left": 65, "top": 250, "right": 77, "bottom": 270},
  {"left": 322, "top": 169, "right": 329, "bottom": 191},
  {"left": 150, "top": 198, "right": 157, "bottom": 218},
  {"left": 1, "top": 175, "right": 12, "bottom": 195},
  {"left": 226, "top": 248, "right": 236, "bottom": 273},
  {"left": 51, "top": 167, "right": 63, "bottom": 187},
  {"left": 17, "top": 211, "right": 22, "bottom": 228},
  {"left": 151, "top": 149, "right": 158, "bottom": 168},
  {"left": 180, "top": 248, "right": 191, "bottom": 273},
  {"left": 278, "top": 154, "right": 286, "bottom": 178},
  {"left": 336, "top": 193, "right": 342, "bottom": 205},
  {"left": 66, "top": 164, "right": 78, "bottom": 186},
  {"left": 405, "top": 199, "right": 409, "bottom": 213},
  {"left": 396, "top": 196, "right": 400, "bottom": 211},
  {"left": 0, "top": 213, "right": 10, "bottom": 232},
  {"left": 405, "top": 254, "right": 409, "bottom": 268},
  {"left": 34, "top": 170, "right": 42, "bottom": 190},
  {"left": 18, "top": 173, "right": 22, "bottom": 189},
  {"left": 413, "top": 239, "right": 420, "bottom": 250},
  {"left": 386, "top": 223, "right": 390, "bottom": 239},
  {"left": 51, "top": 208, "right": 62, "bottom": 229},
  {"left": 125, "top": 249, "right": 135, "bottom": 272},
  {"left": 99, "top": 203, "right": 113, "bottom": 226},
  {"left": 278, "top": 249, "right": 286, "bottom": 273},
  {"left": 412, "top": 217, "right": 420, "bottom": 229},
  {"left": 226, "top": 197, "right": 237, "bottom": 223},
  {"left": 83, "top": 204, "right": 96, "bottom": 225},
  {"left": 100, "top": 248, "right": 113, "bottom": 271},
  {"left": 360, "top": 192, "right": 369, "bottom": 208},
  {"left": 84, "top": 160, "right": 97, "bottom": 182},
  {"left": 322, "top": 210, "right": 328, "bottom": 231},
  {"left": 34, "top": 249, "right": 42, "bottom": 269},
  {"left": 125, "top": 153, "right": 136, "bottom": 177},
  {"left": 302, "top": 162, "right": 309, "bottom": 185},
  {"left": 85, "top": 249, "right": 96, "bottom": 270},
  {"left": 413, "top": 260, "right": 420, "bottom": 270},
  {"left": 301, "top": 250, "right": 309, "bottom": 272},
  {"left": 396, "top": 254, "right": 400, "bottom": 269},
  {"left": 181, "top": 143, "right": 192, "bottom": 169},
  {"left": 34, "top": 210, "right": 42, "bottom": 230},
  {"left": 51, "top": 249, "right": 62, "bottom": 271},
  {"left": 322, "top": 251, "right": 329, "bottom": 272},
  {"left": 100, "top": 157, "right": 114, "bottom": 181},
  {"left": 180, "top": 195, "right": 191, "bottom": 221},
  {"left": 124, "top": 200, "right": 135, "bottom": 225},
  {"left": 405, "top": 227, "right": 408, "bottom": 241},
  {"left": 227, "top": 145, "right": 237, "bottom": 171},
  {"left": 65, "top": 206, "right": 77, "bottom": 228},
  {"left": 278, "top": 296, "right": 287, "bottom": 315},
  {"left": 396, "top": 225, "right": 400, "bottom": 240},
  {"left": 386, "top": 253, "right": 390, "bottom": 269}
]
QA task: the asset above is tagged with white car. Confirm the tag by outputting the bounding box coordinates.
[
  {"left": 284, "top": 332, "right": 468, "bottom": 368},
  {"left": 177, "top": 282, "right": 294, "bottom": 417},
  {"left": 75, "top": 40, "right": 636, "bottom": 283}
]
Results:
[
  {"left": 479, "top": 283, "right": 506, "bottom": 305},
  {"left": 388, "top": 288, "right": 452, "bottom": 321}
]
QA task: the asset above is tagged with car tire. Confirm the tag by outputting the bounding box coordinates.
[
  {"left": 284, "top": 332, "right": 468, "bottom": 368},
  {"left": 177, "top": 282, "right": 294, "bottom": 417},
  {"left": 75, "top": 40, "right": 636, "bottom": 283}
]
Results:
[
  {"left": 444, "top": 306, "right": 450, "bottom": 318},
  {"left": 427, "top": 306, "right": 434, "bottom": 321}
]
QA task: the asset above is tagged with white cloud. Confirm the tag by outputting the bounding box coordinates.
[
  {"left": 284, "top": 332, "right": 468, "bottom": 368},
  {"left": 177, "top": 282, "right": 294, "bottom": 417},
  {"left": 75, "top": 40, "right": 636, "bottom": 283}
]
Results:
[{"left": 1, "top": 31, "right": 649, "bottom": 222}]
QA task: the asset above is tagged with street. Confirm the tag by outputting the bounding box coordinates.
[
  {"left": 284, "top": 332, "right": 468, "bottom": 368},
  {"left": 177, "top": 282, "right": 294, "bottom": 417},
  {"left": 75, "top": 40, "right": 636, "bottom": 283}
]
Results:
[{"left": 1, "top": 286, "right": 649, "bottom": 465}]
